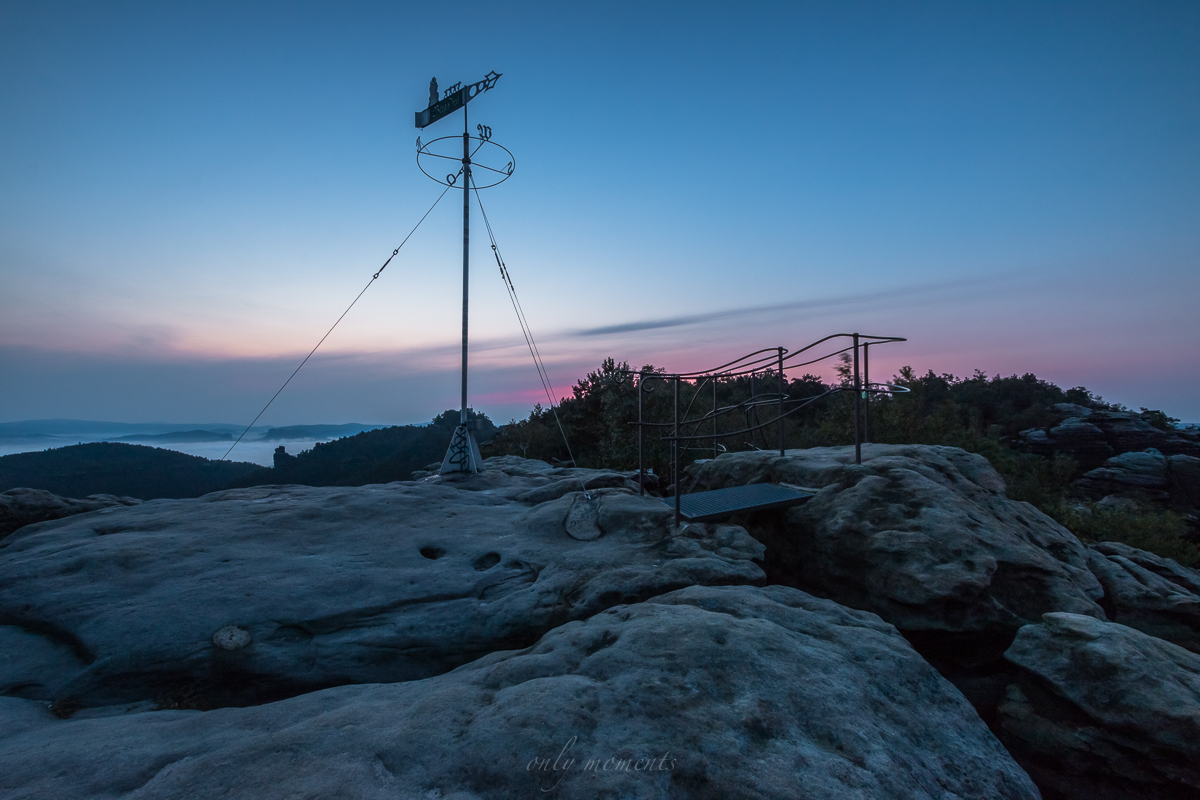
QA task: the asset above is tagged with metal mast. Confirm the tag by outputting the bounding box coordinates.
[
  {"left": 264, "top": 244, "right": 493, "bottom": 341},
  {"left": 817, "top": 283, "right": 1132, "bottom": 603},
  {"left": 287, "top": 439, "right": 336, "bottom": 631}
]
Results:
[
  {"left": 414, "top": 71, "right": 502, "bottom": 474},
  {"left": 460, "top": 105, "right": 470, "bottom": 430}
]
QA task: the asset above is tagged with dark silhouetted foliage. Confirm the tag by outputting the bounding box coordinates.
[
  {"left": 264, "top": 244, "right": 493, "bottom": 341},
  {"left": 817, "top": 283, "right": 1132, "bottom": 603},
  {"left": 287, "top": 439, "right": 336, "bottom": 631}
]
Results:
[
  {"left": 228, "top": 409, "right": 497, "bottom": 489},
  {"left": 1047, "top": 503, "right": 1198, "bottom": 566}
]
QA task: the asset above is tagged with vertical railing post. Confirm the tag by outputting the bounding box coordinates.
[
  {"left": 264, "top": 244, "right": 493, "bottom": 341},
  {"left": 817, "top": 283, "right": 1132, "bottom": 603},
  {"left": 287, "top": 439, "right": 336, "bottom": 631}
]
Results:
[
  {"left": 712, "top": 374, "right": 718, "bottom": 459},
  {"left": 863, "top": 342, "right": 871, "bottom": 444},
  {"left": 749, "top": 372, "right": 756, "bottom": 449},
  {"left": 638, "top": 372, "right": 644, "bottom": 496},
  {"left": 778, "top": 347, "right": 785, "bottom": 456},
  {"left": 673, "top": 376, "right": 681, "bottom": 525},
  {"left": 853, "top": 332, "right": 861, "bottom": 465}
]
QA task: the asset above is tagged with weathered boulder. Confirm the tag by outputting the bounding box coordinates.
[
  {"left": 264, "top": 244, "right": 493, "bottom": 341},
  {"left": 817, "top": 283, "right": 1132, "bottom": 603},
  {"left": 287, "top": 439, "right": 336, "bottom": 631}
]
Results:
[
  {"left": 1086, "top": 541, "right": 1200, "bottom": 653},
  {"left": 0, "top": 585, "right": 1040, "bottom": 800},
  {"left": 684, "top": 444, "right": 1105, "bottom": 635},
  {"left": 1090, "top": 410, "right": 1200, "bottom": 458},
  {"left": 0, "top": 458, "right": 763, "bottom": 709},
  {"left": 1075, "top": 449, "right": 1200, "bottom": 511},
  {"left": 1020, "top": 417, "right": 1115, "bottom": 468},
  {"left": 1075, "top": 449, "right": 1170, "bottom": 498},
  {"left": 0, "top": 488, "right": 140, "bottom": 538},
  {"left": 1019, "top": 404, "right": 1200, "bottom": 470},
  {"left": 999, "top": 612, "right": 1200, "bottom": 800},
  {"left": 682, "top": 444, "right": 1110, "bottom": 726}
]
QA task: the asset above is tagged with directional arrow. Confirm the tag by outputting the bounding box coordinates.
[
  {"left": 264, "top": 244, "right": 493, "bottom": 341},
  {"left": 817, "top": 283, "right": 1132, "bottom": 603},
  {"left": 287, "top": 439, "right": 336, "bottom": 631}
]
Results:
[{"left": 415, "top": 71, "right": 501, "bottom": 129}]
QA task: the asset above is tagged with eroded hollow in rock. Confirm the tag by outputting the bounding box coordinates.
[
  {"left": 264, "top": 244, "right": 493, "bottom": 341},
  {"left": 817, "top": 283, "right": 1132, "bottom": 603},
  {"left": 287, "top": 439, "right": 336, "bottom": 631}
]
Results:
[
  {"left": 419, "top": 546, "right": 446, "bottom": 560},
  {"left": 472, "top": 552, "right": 501, "bottom": 571},
  {"left": 900, "top": 629, "right": 1021, "bottom": 728}
]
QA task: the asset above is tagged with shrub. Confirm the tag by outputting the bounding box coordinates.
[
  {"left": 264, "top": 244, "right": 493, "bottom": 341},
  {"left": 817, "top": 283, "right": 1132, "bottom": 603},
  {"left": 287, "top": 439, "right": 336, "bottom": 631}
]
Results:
[{"left": 1046, "top": 502, "right": 1199, "bottom": 567}]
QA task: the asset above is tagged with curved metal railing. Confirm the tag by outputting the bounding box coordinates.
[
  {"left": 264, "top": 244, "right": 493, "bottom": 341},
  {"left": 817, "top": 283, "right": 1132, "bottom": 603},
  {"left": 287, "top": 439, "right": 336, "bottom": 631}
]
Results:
[{"left": 620, "top": 332, "right": 907, "bottom": 513}]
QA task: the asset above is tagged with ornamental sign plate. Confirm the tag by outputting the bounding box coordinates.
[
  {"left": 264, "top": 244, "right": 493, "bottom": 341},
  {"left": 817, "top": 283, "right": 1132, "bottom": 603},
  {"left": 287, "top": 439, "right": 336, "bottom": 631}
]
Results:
[{"left": 415, "top": 71, "right": 501, "bottom": 129}]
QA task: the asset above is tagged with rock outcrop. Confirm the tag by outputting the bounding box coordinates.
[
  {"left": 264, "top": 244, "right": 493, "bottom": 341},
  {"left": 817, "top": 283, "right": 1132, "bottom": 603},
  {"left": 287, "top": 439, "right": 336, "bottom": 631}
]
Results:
[
  {"left": 0, "top": 458, "right": 762, "bottom": 709},
  {"left": 1075, "top": 449, "right": 1200, "bottom": 510},
  {"left": 682, "top": 444, "right": 1111, "bottom": 727},
  {"left": 999, "top": 612, "right": 1200, "bottom": 800},
  {"left": 0, "top": 488, "right": 140, "bottom": 539},
  {"left": 18, "top": 448, "right": 1200, "bottom": 800},
  {"left": 0, "top": 585, "right": 1040, "bottom": 800},
  {"left": 1018, "top": 404, "right": 1200, "bottom": 470},
  {"left": 684, "top": 444, "right": 1105, "bottom": 635},
  {"left": 1086, "top": 541, "right": 1200, "bottom": 653}
]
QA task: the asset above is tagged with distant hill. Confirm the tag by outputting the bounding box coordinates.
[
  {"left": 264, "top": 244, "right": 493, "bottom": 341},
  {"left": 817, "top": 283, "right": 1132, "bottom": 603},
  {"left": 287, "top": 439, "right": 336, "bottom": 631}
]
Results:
[
  {"left": 0, "top": 419, "right": 245, "bottom": 438},
  {"left": 0, "top": 419, "right": 391, "bottom": 458},
  {"left": 257, "top": 424, "right": 378, "bottom": 441},
  {"left": 0, "top": 443, "right": 260, "bottom": 499},
  {"left": 116, "top": 430, "right": 234, "bottom": 443}
]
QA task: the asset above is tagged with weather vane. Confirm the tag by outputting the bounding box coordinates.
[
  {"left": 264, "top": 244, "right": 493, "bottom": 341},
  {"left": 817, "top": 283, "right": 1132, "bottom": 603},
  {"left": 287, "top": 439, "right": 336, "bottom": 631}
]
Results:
[{"left": 413, "top": 70, "right": 513, "bottom": 474}]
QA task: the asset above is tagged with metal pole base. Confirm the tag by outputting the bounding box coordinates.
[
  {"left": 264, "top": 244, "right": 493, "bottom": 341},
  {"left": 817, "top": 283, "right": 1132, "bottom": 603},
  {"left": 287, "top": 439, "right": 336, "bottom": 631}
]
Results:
[{"left": 439, "top": 424, "right": 484, "bottom": 474}]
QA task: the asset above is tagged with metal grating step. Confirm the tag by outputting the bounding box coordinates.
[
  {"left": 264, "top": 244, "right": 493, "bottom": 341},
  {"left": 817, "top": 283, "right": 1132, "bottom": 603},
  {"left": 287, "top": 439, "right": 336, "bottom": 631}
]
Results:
[{"left": 665, "top": 483, "right": 814, "bottom": 522}]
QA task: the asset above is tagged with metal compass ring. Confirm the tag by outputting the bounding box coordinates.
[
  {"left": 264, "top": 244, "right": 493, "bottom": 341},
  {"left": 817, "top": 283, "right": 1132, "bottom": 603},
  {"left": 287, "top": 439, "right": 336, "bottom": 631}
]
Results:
[{"left": 416, "top": 135, "right": 515, "bottom": 189}]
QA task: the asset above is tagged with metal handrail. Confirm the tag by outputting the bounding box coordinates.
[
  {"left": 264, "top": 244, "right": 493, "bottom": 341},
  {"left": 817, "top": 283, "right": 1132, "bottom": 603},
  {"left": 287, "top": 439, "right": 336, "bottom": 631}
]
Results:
[
  {"left": 619, "top": 332, "right": 907, "bottom": 522},
  {"left": 648, "top": 384, "right": 909, "bottom": 439}
]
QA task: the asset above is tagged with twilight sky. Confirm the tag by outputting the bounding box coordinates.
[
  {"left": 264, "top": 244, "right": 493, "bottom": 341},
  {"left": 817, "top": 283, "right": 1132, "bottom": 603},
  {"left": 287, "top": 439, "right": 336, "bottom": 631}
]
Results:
[{"left": 2, "top": 0, "right": 1198, "bottom": 427}]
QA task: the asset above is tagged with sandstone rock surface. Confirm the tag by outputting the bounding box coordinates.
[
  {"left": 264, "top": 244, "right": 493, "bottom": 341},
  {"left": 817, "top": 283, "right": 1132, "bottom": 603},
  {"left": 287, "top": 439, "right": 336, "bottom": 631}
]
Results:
[
  {"left": 0, "top": 488, "right": 140, "bottom": 539},
  {"left": 1086, "top": 541, "right": 1200, "bottom": 653},
  {"left": 0, "top": 458, "right": 763, "bottom": 709},
  {"left": 999, "top": 612, "right": 1200, "bottom": 800},
  {"left": 0, "top": 585, "right": 1040, "bottom": 800},
  {"left": 684, "top": 444, "right": 1104, "bottom": 634}
]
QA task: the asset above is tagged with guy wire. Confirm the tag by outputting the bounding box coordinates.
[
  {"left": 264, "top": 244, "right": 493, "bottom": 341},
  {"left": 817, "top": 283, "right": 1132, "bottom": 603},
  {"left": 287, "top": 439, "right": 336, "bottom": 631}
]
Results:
[
  {"left": 220, "top": 180, "right": 457, "bottom": 461},
  {"left": 471, "top": 178, "right": 577, "bottom": 467}
]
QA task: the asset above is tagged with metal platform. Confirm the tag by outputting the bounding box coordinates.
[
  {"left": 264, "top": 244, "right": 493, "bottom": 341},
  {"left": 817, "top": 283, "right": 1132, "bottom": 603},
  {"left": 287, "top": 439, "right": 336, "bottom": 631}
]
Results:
[{"left": 666, "top": 483, "right": 814, "bottom": 522}]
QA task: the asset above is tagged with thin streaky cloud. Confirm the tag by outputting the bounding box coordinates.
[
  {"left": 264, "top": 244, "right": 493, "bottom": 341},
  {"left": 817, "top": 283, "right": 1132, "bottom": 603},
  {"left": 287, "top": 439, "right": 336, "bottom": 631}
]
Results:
[
  {"left": 0, "top": 274, "right": 1009, "bottom": 368},
  {"left": 570, "top": 275, "right": 1007, "bottom": 337}
]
